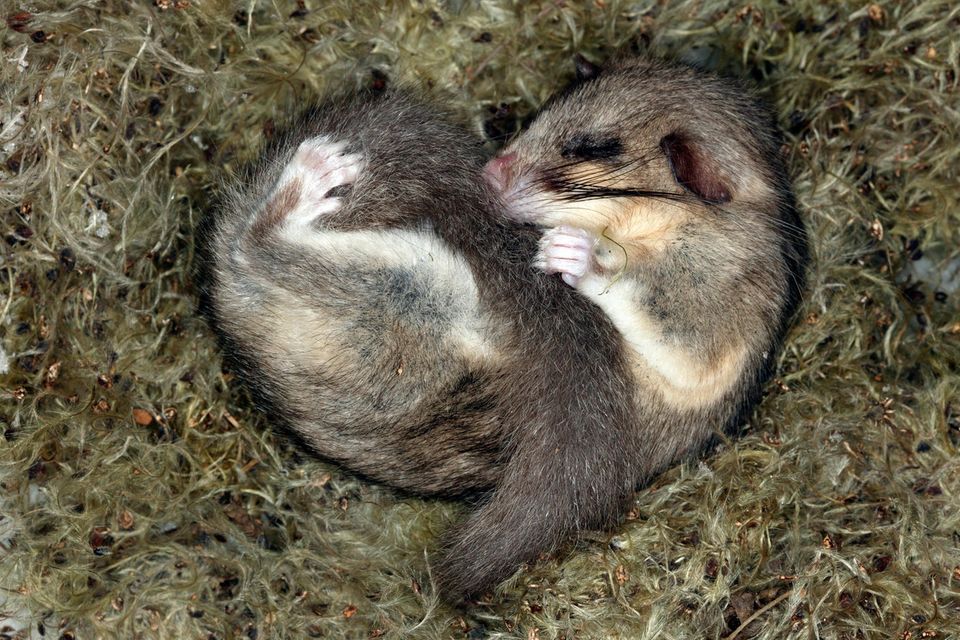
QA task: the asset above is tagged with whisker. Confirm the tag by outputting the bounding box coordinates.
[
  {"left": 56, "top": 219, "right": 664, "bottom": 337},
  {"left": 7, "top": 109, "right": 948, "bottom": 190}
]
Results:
[{"left": 507, "top": 148, "right": 809, "bottom": 246}]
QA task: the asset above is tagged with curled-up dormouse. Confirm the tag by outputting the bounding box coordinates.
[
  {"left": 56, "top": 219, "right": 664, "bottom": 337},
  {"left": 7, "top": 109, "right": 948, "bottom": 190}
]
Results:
[{"left": 196, "top": 55, "right": 807, "bottom": 600}]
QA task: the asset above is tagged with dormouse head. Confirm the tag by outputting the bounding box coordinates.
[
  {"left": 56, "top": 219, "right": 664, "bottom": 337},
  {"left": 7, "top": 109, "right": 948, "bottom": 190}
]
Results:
[{"left": 484, "top": 56, "right": 794, "bottom": 255}]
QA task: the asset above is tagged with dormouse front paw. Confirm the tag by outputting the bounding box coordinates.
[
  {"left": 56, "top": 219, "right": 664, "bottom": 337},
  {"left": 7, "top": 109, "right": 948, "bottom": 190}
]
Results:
[{"left": 533, "top": 226, "right": 598, "bottom": 287}]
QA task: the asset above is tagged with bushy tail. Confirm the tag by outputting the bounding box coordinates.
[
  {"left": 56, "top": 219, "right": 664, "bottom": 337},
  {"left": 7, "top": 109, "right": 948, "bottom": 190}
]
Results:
[{"left": 434, "top": 395, "right": 638, "bottom": 599}]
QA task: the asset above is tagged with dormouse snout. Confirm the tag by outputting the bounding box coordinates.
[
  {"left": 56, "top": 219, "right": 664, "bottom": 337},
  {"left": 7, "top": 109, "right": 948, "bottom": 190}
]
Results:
[{"left": 483, "top": 152, "right": 517, "bottom": 192}]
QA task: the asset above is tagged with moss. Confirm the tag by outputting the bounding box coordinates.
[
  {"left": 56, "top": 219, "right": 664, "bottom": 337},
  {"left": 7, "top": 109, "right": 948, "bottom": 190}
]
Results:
[{"left": 1, "top": 0, "right": 958, "bottom": 638}]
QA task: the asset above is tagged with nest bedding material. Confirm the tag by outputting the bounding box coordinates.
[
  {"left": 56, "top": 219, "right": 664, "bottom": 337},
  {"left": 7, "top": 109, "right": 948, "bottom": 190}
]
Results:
[{"left": 1, "top": 1, "right": 958, "bottom": 638}]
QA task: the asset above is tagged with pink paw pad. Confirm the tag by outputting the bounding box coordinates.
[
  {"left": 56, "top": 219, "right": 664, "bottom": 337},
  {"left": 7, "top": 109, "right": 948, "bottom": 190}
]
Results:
[
  {"left": 288, "top": 137, "right": 362, "bottom": 204},
  {"left": 274, "top": 137, "right": 363, "bottom": 228},
  {"left": 533, "top": 226, "right": 597, "bottom": 287}
]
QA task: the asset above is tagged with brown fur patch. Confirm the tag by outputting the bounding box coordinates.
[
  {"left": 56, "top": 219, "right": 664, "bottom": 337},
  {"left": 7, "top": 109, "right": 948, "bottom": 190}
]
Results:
[
  {"left": 249, "top": 178, "right": 302, "bottom": 240},
  {"left": 609, "top": 200, "right": 686, "bottom": 265},
  {"left": 552, "top": 198, "right": 687, "bottom": 273}
]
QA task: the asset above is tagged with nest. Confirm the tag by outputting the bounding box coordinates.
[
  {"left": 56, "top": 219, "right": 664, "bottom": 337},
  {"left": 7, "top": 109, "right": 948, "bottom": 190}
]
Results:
[{"left": 1, "top": 1, "right": 957, "bottom": 638}]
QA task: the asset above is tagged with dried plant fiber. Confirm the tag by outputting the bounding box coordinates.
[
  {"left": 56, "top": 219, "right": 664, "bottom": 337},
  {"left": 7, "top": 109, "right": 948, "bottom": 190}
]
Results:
[{"left": 1, "top": 1, "right": 958, "bottom": 638}]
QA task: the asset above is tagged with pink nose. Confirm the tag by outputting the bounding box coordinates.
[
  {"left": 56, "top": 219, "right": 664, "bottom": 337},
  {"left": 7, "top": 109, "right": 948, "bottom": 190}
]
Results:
[{"left": 483, "top": 152, "right": 517, "bottom": 191}]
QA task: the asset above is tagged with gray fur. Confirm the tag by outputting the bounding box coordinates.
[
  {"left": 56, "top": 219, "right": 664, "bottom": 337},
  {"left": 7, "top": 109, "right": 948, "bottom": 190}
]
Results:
[{"left": 195, "top": 56, "right": 807, "bottom": 600}]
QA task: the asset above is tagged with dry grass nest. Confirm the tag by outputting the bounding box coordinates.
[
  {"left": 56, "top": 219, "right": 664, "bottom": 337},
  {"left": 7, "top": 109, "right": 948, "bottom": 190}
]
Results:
[{"left": 2, "top": 1, "right": 959, "bottom": 638}]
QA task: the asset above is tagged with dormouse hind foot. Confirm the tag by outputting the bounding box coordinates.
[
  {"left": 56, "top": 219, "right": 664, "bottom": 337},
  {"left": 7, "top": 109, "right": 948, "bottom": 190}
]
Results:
[{"left": 271, "top": 137, "right": 363, "bottom": 232}]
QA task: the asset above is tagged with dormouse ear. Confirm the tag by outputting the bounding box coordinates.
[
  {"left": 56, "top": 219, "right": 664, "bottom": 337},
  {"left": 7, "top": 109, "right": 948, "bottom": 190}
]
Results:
[
  {"left": 573, "top": 54, "right": 602, "bottom": 82},
  {"left": 659, "top": 132, "right": 732, "bottom": 204}
]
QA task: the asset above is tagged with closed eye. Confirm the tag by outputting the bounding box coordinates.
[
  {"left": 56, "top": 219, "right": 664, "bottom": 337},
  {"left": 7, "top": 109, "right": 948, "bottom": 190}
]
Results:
[{"left": 560, "top": 134, "right": 623, "bottom": 160}]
